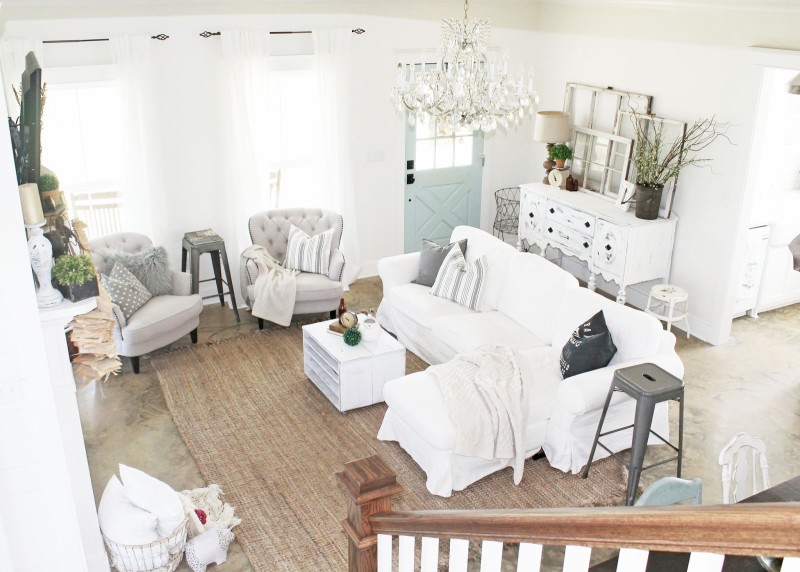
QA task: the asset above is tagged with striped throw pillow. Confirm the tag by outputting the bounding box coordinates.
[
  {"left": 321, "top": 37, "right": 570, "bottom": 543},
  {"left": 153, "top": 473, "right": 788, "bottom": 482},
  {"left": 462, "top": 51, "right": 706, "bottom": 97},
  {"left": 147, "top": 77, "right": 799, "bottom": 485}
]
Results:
[
  {"left": 284, "top": 224, "right": 334, "bottom": 275},
  {"left": 429, "top": 245, "right": 487, "bottom": 310}
]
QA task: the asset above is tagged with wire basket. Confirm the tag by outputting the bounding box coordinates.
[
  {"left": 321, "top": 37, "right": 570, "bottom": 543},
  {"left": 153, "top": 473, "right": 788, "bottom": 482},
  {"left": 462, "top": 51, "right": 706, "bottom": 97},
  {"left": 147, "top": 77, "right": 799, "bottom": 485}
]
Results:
[
  {"left": 493, "top": 187, "right": 521, "bottom": 241},
  {"left": 103, "top": 517, "right": 189, "bottom": 572}
]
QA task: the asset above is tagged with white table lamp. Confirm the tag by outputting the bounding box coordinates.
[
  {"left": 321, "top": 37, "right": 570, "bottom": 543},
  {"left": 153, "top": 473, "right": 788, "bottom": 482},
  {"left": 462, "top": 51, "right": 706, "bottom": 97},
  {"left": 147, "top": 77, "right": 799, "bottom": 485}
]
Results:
[
  {"left": 533, "top": 111, "right": 572, "bottom": 184},
  {"left": 19, "top": 183, "right": 63, "bottom": 308}
]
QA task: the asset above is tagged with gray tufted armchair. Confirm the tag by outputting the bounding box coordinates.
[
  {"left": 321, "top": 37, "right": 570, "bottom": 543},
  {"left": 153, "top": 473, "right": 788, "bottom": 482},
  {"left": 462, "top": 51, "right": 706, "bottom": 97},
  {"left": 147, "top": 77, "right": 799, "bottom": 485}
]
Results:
[
  {"left": 241, "top": 208, "right": 345, "bottom": 328},
  {"left": 90, "top": 232, "right": 204, "bottom": 373}
]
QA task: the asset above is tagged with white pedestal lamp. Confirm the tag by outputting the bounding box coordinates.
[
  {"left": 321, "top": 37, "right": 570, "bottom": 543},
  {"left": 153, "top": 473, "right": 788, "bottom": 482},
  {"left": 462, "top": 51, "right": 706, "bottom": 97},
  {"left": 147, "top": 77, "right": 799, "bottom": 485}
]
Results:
[
  {"left": 533, "top": 111, "right": 572, "bottom": 184},
  {"left": 19, "top": 183, "right": 63, "bottom": 308}
]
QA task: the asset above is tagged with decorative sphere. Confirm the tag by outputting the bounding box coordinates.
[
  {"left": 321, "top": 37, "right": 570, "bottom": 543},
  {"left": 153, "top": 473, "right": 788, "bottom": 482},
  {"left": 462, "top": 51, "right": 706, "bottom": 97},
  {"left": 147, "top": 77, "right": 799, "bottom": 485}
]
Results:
[{"left": 343, "top": 327, "right": 362, "bottom": 347}]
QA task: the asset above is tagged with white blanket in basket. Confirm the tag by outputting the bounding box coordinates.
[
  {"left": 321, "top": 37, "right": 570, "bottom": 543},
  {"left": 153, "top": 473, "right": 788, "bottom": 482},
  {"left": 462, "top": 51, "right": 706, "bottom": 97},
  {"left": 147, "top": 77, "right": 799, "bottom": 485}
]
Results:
[{"left": 429, "top": 344, "right": 531, "bottom": 484}]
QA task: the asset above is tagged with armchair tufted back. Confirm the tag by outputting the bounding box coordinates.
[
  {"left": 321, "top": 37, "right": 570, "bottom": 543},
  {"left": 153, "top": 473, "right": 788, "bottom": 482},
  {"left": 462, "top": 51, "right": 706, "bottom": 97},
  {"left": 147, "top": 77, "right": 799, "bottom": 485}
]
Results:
[
  {"left": 89, "top": 232, "right": 153, "bottom": 275},
  {"left": 248, "top": 208, "right": 343, "bottom": 262}
]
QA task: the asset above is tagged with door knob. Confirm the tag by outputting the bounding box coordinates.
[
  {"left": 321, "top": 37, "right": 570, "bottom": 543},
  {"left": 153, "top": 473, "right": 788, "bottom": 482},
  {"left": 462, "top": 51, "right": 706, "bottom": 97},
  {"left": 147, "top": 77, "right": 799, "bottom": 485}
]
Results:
[{"left": 407, "top": 174, "right": 415, "bottom": 184}]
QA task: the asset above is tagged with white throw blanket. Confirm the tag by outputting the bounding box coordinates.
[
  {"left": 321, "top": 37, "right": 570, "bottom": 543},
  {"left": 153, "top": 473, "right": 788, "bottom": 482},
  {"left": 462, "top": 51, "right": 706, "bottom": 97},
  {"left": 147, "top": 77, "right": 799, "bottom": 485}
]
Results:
[
  {"left": 429, "top": 344, "right": 531, "bottom": 485},
  {"left": 241, "top": 245, "right": 297, "bottom": 327}
]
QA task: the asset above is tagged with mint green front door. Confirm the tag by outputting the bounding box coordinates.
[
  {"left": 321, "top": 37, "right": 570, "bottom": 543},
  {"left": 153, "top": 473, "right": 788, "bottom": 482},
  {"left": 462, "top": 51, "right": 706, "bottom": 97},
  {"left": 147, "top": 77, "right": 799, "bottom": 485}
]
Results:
[{"left": 404, "top": 118, "right": 484, "bottom": 253}]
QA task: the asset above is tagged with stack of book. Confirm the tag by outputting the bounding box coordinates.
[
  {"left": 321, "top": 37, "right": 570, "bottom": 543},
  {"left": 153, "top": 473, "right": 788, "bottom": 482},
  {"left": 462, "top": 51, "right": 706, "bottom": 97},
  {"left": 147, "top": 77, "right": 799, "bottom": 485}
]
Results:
[{"left": 69, "top": 289, "right": 122, "bottom": 383}]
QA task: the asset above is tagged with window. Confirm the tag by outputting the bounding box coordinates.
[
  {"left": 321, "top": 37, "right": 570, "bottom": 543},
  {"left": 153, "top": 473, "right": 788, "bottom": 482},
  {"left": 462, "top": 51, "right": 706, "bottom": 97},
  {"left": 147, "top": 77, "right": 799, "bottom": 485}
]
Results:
[
  {"left": 265, "top": 60, "right": 323, "bottom": 207},
  {"left": 414, "top": 119, "right": 474, "bottom": 171},
  {"left": 41, "top": 72, "right": 123, "bottom": 239}
]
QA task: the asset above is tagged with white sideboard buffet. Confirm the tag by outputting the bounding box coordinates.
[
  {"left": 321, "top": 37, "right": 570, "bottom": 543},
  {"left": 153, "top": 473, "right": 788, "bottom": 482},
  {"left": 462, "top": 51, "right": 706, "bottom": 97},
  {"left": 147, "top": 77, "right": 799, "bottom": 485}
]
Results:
[{"left": 518, "top": 182, "right": 677, "bottom": 304}]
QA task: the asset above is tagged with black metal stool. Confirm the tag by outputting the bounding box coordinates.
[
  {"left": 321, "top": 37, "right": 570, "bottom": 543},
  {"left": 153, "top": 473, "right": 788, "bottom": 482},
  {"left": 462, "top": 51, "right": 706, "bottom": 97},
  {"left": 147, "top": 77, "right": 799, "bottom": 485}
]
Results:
[
  {"left": 581, "top": 363, "right": 684, "bottom": 505},
  {"left": 181, "top": 229, "right": 240, "bottom": 323}
]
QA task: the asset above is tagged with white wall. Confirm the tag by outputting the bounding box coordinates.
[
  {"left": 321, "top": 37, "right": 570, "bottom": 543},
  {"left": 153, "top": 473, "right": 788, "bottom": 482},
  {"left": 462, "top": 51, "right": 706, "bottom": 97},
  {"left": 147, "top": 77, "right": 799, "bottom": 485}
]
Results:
[{"left": 1, "top": 7, "right": 784, "bottom": 346}]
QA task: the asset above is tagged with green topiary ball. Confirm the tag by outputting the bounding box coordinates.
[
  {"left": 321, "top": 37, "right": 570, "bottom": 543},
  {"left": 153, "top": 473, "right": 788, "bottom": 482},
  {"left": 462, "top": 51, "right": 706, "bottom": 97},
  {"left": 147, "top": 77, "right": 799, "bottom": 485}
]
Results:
[
  {"left": 343, "top": 327, "right": 362, "bottom": 346},
  {"left": 38, "top": 172, "right": 60, "bottom": 193}
]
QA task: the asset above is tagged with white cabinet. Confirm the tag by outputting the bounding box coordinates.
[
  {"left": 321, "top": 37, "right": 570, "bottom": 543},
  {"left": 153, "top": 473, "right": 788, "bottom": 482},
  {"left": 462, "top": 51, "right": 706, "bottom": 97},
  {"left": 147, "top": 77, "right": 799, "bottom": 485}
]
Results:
[{"left": 519, "top": 182, "right": 677, "bottom": 304}]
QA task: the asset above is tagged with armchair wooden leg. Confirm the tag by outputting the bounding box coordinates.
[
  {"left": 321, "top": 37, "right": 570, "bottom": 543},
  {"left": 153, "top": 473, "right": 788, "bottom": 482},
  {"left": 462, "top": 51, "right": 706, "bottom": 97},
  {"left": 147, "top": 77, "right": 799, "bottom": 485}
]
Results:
[
  {"left": 330, "top": 310, "right": 336, "bottom": 319},
  {"left": 258, "top": 318, "right": 264, "bottom": 330},
  {"left": 190, "top": 328, "right": 198, "bottom": 344},
  {"left": 130, "top": 356, "right": 140, "bottom": 374}
]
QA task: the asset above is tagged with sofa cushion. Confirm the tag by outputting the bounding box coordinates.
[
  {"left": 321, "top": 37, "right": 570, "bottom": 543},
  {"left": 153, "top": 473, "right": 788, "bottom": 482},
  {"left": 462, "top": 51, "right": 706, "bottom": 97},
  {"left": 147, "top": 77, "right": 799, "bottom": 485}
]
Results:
[
  {"left": 432, "top": 311, "right": 547, "bottom": 356},
  {"left": 430, "top": 247, "right": 487, "bottom": 311},
  {"left": 383, "top": 346, "right": 561, "bottom": 451},
  {"left": 100, "top": 246, "right": 173, "bottom": 296},
  {"left": 388, "top": 283, "right": 476, "bottom": 330},
  {"left": 102, "top": 263, "right": 153, "bottom": 320},
  {"left": 552, "top": 288, "right": 663, "bottom": 364},
  {"left": 413, "top": 238, "right": 468, "bottom": 287},
  {"left": 450, "top": 226, "right": 516, "bottom": 311},
  {"left": 559, "top": 310, "right": 617, "bottom": 379},
  {"left": 496, "top": 252, "right": 579, "bottom": 342},
  {"left": 122, "top": 294, "right": 203, "bottom": 346},
  {"left": 284, "top": 224, "right": 334, "bottom": 275}
]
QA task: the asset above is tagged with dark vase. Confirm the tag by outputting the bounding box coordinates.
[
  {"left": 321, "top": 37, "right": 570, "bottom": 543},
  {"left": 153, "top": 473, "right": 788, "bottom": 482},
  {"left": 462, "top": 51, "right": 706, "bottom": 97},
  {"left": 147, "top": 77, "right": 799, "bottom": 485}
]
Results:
[
  {"left": 634, "top": 184, "right": 663, "bottom": 220},
  {"left": 55, "top": 276, "right": 99, "bottom": 303}
]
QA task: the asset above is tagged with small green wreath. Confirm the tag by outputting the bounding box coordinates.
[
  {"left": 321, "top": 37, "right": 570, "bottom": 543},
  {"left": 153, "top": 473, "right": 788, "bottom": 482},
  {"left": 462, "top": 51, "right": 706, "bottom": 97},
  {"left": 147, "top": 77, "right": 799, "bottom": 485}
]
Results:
[{"left": 343, "top": 327, "right": 362, "bottom": 346}]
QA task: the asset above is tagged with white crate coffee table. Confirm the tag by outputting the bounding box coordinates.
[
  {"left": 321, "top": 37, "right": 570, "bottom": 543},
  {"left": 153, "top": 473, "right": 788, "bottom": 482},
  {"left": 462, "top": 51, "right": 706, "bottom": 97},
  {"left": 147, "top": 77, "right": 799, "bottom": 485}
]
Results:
[{"left": 302, "top": 319, "right": 406, "bottom": 412}]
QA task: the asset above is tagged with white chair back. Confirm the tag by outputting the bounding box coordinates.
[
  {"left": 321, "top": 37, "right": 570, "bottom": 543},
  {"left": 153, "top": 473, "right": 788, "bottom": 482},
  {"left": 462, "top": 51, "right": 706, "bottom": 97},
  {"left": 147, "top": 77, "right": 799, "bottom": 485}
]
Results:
[{"left": 718, "top": 433, "right": 770, "bottom": 504}]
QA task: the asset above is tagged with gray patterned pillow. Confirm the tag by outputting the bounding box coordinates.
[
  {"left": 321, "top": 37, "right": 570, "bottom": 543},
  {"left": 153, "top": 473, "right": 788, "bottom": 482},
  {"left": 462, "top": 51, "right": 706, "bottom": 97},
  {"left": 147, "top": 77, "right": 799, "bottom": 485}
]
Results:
[{"left": 101, "top": 263, "right": 153, "bottom": 320}]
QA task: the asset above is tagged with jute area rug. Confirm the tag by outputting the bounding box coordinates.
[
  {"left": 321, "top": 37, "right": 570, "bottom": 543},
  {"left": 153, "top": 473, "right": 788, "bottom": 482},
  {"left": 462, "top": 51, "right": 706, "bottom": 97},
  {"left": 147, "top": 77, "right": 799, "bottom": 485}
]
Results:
[{"left": 153, "top": 326, "right": 629, "bottom": 571}]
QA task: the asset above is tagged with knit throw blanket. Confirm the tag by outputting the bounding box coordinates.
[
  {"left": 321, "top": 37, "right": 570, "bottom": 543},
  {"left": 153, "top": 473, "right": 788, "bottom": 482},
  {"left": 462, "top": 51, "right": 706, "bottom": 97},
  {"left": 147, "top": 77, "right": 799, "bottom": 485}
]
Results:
[
  {"left": 241, "top": 245, "right": 297, "bottom": 327},
  {"left": 429, "top": 345, "right": 531, "bottom": 485}
]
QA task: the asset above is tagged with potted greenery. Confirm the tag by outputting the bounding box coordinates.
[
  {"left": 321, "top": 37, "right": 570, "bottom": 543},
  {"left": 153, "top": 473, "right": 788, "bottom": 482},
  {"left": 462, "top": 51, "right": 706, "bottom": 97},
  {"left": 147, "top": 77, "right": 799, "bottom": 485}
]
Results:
[
  {"left": 550, "top": 143, "right": 573, "bottom": 168},
  {"left": 53, "top": 253, "right": 99, "bottom": 302},
  {"left": 630, "top": 113, "right": 730, "bottom": 220},
  {"left": 38, "top": 172, "right": 59, "bottom": 193}
]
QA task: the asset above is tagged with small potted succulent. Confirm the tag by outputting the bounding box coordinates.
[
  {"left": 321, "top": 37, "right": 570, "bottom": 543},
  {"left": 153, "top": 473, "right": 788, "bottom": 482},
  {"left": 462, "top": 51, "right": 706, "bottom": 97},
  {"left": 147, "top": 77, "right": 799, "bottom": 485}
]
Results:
[
  {"left": 550, "top": 143, "right": 574, "bottom": 168},
  {"left": 52, "top": 253, "right": 99, "bottom": 302}
]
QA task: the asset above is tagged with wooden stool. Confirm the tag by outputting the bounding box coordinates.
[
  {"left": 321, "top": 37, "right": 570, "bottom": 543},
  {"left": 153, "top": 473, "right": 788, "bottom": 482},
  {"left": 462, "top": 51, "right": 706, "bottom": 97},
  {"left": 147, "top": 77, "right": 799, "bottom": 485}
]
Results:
[
  {"left": 181, "top": 230, "right": 240, "bottom": 323},
  {"left": 646, "top": 284, "right": 690, "bottom": 339},
  {"left": 582, "top": 363, "right": 685, "bottom": 506}
]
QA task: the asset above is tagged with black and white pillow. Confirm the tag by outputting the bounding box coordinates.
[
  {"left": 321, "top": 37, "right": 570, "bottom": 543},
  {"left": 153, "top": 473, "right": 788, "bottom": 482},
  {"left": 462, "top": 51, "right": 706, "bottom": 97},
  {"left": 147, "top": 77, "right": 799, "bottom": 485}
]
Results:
[
  {"left": 413, "top": 238, "right": 468, "bottom": 287},
  {"left": 429, "top": 246, "right": 487, "bottom": 311},
  {"left": 101, "top": 263, "right": 153, "bottom": 320},
  {"left": 284, "top": 224, "right": 334, "bottom": 275},
  {"left": 560, "top": 310, "right": 617, "bottom": 379}
]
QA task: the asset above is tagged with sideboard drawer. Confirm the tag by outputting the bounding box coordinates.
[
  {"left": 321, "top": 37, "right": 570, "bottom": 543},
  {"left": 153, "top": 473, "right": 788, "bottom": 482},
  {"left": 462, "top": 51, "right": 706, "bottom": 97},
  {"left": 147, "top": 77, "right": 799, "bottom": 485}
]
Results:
[
  {"left": 593, "top": 219, "right": 628, "bottom": 277},
  {"left": 544, "top": 220, "right": 593, "bottom": 256},
  {"left": 520, "top": 189, "right": 545, "bottom": 242},
  {"left": 546, "top": 199, "right": 596, "bottom": 235}
]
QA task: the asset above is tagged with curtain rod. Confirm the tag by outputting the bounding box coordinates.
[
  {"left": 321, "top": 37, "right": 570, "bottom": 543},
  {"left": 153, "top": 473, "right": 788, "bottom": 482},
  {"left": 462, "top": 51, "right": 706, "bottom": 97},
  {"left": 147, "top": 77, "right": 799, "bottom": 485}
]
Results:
[{"left": 42, "top": 28, "right": 365, "bottom": 44}]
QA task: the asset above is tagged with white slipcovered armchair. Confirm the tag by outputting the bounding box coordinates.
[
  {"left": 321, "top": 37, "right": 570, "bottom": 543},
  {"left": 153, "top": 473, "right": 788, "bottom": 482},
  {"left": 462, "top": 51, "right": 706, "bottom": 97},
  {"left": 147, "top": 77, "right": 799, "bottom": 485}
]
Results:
[
  {"left": 90, "top": 232, "right": 204, "bottom": 374},
  {"left": 241, "top": 208, "right": 345, "bottom": 328}
]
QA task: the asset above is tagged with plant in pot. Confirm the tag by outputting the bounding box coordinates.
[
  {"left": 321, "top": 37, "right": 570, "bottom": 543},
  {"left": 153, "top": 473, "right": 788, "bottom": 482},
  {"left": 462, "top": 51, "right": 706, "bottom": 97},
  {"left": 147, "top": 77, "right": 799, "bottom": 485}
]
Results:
[
  {"left": 52, "top": 253, "right": 99, "bottom": 303},
  {"left": 630, "top": 113, "right": 730, "bottom": 220},
  {"left": 550, "top": 143, "right": 573, "bottom": 168}
]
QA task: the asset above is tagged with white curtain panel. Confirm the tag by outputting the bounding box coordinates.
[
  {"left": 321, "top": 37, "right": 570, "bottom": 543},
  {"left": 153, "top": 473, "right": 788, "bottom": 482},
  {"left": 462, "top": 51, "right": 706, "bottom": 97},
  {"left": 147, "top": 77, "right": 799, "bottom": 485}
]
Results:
[
  {"left": 313, "top": 29, "right": 361, "bottom": 287},
  {"left": 0, "top": 39, "right": 44, "bottom": 120},
  {"left": 220, "top": 30, "right": 273, "bottom": 286},
  {"left": 110, "top": 36, "right": 167, "bottom": 245}
]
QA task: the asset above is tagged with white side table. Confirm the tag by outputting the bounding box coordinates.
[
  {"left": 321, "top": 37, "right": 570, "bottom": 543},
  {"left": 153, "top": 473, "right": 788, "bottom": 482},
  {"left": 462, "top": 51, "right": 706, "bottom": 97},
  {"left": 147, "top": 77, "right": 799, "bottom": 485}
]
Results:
[
  {"left": 646, "top": 284, "right": 690, "bottom": 339},
  {"left": 302, "top": 319, "right": 406, "bottom": 412}
]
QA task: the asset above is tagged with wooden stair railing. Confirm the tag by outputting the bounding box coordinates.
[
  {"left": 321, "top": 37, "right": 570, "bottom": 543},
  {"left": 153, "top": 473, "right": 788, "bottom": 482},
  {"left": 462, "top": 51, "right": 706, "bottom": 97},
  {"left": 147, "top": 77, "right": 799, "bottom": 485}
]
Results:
[{"left": 338, "top": 456, "right": 800, "bottom": 572}]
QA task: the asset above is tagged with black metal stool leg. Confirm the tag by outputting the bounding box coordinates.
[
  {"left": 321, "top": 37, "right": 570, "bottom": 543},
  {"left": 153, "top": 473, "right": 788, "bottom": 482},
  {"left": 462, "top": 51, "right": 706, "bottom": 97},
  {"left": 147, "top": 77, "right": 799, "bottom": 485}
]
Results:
[
  {"left": 582, "top": 382, "right": 616, "bottom": 479},
  {"left": 677, "top": 394, "right": 685, "bottom": 477},
  {"left": 190, "top": 248, "right": 201, "bottom": 295},
  {"left": 210, "top": 251, "right": 225, "bottom": 306},
  {"left": 219, "top": 243, "right": 240, "bottom": 322},
  {"left": 181, "top": 246, "right": 187, "bottom": 272},
  {"left": 626, "top": 396, "right": 657, "bottom": 506}
]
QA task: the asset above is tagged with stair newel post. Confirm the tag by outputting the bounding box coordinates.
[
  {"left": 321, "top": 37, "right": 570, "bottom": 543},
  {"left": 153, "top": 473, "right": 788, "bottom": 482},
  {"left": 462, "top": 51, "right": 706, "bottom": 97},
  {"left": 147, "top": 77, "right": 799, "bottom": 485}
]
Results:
[{"left": 337, "top": 455, "right": 403, "bottom": 572}]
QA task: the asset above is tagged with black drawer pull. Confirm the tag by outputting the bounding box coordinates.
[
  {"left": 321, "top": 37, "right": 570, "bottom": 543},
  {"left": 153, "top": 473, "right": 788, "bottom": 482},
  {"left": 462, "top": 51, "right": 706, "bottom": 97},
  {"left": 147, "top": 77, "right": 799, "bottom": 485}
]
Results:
[
  {"left": 584, "top": 221, "right": 591, "bottom": 228},
  {"left": 529, "top": 212, "right": 534, "bottom": 218},
  {"left": 583, "top": 242, "right": 589, "bottom": 249},
  {"left": 605, "top": 244, "right": 612, "bottom": 251},
  {"left": 549, "top": 208, "right": 555, "bottom": 214},
  {"left": 547, "top": 227, "right": 553, "bottom": 234}
]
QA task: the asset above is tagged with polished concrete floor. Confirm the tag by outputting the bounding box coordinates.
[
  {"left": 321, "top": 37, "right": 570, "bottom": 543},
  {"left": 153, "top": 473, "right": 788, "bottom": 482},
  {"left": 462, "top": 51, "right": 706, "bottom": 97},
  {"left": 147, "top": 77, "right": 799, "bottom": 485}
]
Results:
[{"left": 77, "top": 277, "right": 800, "bottom": 571}]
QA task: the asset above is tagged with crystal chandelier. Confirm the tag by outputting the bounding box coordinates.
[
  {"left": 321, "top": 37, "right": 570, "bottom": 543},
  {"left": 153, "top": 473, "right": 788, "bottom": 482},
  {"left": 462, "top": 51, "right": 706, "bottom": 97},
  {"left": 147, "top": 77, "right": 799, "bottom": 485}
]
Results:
[{"left": 390, "top": 0, "right": 537, "bottom": 133}]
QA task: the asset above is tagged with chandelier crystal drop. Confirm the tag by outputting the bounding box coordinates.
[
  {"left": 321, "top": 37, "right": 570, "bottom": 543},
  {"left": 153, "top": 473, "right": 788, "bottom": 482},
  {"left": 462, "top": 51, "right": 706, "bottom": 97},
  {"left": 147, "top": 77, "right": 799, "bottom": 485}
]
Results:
[{"left": 390, "top": 0, "right": 538, "bottom": 133}]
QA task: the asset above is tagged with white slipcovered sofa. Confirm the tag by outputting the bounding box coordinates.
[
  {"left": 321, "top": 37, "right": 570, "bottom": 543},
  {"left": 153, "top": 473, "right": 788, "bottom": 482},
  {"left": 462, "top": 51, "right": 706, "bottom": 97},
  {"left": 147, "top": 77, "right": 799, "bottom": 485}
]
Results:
[{"left": 376, "top": 225, "right": 684, "bottom": 497}]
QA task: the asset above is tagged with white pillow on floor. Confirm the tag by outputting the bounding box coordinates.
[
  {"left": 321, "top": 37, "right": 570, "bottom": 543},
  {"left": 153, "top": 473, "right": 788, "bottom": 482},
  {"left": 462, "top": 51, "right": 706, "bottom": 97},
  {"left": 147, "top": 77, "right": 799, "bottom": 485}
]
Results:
[
  {"left": 119, "top": 464, "right": 185, "bottom": 537},
  {"left": 98, "top": 475, "right": 159, "bottom": 545}
]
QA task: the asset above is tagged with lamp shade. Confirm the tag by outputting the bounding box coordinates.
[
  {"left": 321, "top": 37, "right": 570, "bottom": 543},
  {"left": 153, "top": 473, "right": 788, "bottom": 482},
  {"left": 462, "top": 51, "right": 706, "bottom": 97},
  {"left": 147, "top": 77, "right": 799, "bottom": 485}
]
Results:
[
  {"left": 533, "top": 111, "right": 571, "bottom": 143},
  {"left": 19, "top": 183, "right": 45, "bottom": 226}
]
